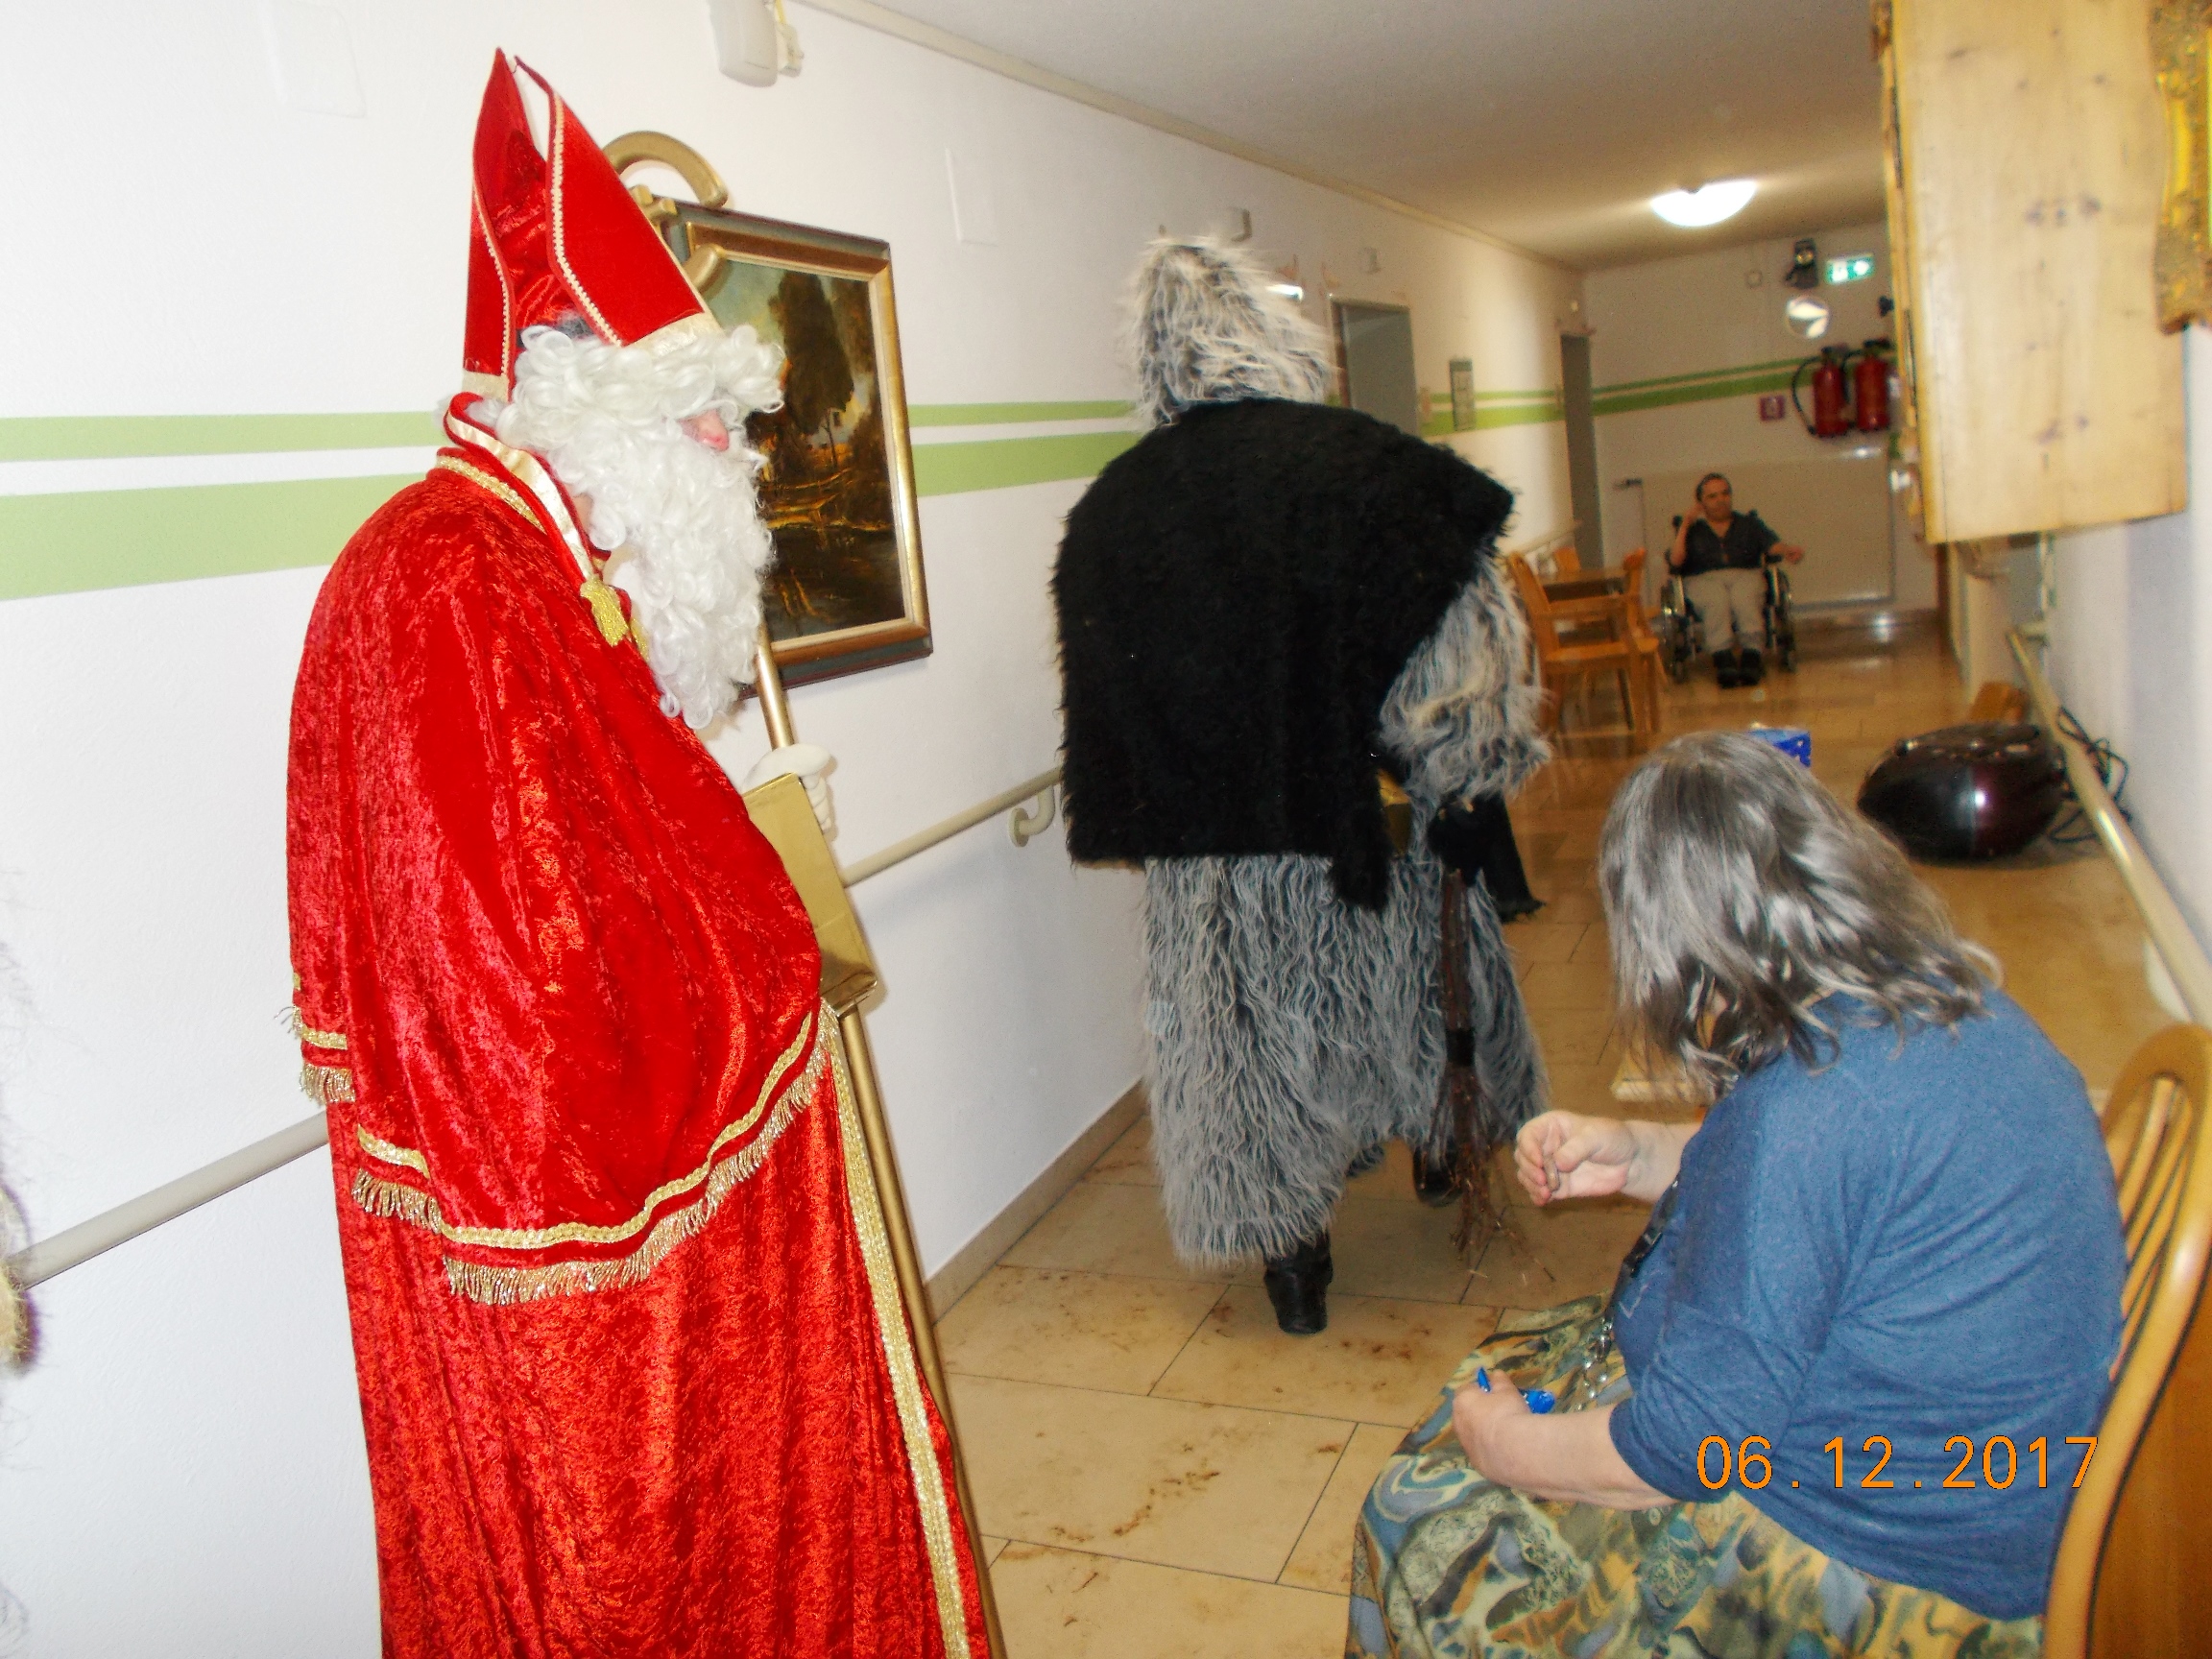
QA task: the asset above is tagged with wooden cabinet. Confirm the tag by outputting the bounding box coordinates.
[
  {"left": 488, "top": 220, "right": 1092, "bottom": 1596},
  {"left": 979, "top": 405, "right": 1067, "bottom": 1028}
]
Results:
[{"left": 1878, "top": 0, "right": 2186, "bottom": 543}]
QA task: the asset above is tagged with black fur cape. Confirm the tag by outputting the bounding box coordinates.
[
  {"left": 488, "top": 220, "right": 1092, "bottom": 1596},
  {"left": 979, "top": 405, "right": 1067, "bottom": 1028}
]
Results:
[{"left": 1053, "top": 398, "right": 1515, "bottom": 909}]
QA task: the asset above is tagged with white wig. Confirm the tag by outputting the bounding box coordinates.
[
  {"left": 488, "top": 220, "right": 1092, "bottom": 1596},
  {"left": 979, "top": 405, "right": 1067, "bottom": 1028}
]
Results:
[
  {"left": 493, "top": 321, "right": 786, "bottom": 729},
  {"left": 1125, "top": 238, "right": 1333, "bottom": 428}
]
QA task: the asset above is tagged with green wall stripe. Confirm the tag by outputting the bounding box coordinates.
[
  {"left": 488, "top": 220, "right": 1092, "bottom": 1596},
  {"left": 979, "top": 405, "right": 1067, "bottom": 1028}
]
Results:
[
  {"left": 16, "top": 366, "right": 1793, "bottom": 601},
  {"left": 0, "top": 404, "right": 1134, "bottom": 459},
  {"left": 0, "top": 431, "right": 1152, "bottom": 601},
  {"left": 1474, "top": 402, "right": 1566, "bottom": 429},
  {"left": 1421, "top": 401, "right": 1566, "bottom": 438},
  {"left": 1592, "top": 357, "right": 1803, "bottom": 397},
  {"left": 1592, "top": 366, "right": 1796, "bottom": 418},
  {"left": 906, "top": 400, "right": 1131, "bottom": 427},
  {"left": 911, "top": 430, "right": 1138, "bottom": 494},
  {"left": 0, "top": 413, "right": 442, "bottom": 462},
  {"left": 0, "top": 369, "right": 1805, "bottom": 464},
  {"left": 0, "top": 475, "right": 417, "bottom": 601}
]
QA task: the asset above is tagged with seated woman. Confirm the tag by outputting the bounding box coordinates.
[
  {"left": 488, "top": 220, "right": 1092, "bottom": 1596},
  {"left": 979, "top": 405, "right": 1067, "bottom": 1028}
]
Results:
[{"left": 1350, "top": 732, "right": 2125, "bottom": 1658}]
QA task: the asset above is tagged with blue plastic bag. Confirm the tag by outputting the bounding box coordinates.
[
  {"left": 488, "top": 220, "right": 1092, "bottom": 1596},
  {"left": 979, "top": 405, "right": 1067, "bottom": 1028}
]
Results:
[{"left": 1747, "top": 725, "right": 1812, "bottom": 767}]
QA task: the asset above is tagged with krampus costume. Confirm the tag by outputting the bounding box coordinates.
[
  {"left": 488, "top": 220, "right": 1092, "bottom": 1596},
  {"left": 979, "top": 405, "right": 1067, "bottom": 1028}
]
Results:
[{"left": 1054, "top": 241, "right": 1547, "bottom": 1334}]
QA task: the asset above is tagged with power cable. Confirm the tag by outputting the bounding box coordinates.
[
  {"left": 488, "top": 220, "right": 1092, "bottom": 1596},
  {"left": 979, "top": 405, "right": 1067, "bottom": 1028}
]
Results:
[{"left": 2045, "top": 706, "right": 2128, "bottom": 845}]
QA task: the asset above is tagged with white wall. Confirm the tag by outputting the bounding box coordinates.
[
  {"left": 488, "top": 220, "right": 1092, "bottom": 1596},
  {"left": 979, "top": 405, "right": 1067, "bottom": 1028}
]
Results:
[
  {"left": 0, "top": 2, "right": 1578, "bottom": 1649},
  {"left": 1583, "top": 219, "right": 1936, "bottom": 614},
  {"left": 2045, "top": 326, "right": 2212, "bottom": 952}
]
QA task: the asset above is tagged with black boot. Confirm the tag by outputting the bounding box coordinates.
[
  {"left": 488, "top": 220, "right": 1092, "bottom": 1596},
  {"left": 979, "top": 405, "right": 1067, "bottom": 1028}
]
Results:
[
  {"left": 1429, "top": 793, "right": 1544, "bottom": 922},
  {"left": 1262, "top": 1230, "right": 1333, "bottom": 1335},
  {"left": 1410, "top": 1149, "right": 1457, "bottom": 1208}
]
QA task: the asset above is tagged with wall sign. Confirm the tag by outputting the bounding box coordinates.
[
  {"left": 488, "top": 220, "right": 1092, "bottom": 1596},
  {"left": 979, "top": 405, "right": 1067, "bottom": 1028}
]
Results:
[{"left": 1449, "top": 358, "right": 1476, "bottom": 431}]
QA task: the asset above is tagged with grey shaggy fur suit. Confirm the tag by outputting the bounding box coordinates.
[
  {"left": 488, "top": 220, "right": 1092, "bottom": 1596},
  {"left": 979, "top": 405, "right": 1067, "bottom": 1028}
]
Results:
[{"left": 1145, "top": 562, "right": 1551, "bottom": 1263}]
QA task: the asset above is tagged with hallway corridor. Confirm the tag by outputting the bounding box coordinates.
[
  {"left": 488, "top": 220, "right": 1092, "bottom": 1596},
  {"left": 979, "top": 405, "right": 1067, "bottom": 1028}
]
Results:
[{"left": 939, "top": 617, "right": 2172, "bottom": 1655}]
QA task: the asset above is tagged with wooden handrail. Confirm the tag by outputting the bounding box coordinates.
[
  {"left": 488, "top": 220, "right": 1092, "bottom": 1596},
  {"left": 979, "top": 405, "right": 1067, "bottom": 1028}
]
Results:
[{"left": 2009, "top": 629, "right": 2212, "bottom": 1024}]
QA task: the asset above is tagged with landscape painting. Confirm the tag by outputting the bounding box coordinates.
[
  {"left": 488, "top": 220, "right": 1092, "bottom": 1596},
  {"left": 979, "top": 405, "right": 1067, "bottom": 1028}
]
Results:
[{"left": 667, "top": 204, "right": 930, "bottom": 685}]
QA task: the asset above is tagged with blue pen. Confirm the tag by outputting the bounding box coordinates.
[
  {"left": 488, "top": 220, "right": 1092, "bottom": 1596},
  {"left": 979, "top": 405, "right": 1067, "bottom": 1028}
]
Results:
[{"left": 1475, "top": 1367, "right": 1555, "bottom": 1413}]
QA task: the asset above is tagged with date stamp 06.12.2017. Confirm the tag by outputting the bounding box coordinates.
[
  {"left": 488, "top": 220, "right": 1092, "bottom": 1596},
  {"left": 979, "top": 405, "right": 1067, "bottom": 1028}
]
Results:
[{"left": 1695, "top": 1434, "right": 2099, "bottom": 1494}]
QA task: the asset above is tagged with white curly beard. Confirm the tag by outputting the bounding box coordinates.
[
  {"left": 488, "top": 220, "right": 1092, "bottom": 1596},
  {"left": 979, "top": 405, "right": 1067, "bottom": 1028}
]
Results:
[{"left": 493, "top": 322, "right": 786, "bottom": 730}]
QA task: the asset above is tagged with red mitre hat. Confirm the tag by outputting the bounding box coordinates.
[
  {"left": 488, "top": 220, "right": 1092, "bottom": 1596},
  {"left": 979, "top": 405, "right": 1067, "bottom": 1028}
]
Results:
[{"left": 461, "top": 53, "right": 715, "bottom": 398}]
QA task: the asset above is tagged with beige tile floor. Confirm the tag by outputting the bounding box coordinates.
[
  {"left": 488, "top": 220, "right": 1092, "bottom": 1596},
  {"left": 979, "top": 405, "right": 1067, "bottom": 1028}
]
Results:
[{"left": 939, "top": 618, "right": 2170, "bottom": 1655}]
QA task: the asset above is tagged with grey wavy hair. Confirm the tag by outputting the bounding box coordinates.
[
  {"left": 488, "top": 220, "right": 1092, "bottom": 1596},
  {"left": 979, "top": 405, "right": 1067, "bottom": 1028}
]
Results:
[
  {"left": 1125, "top": 238, "right": 1333, "bottom": 427},
  {"left": 1599, "top": 732, "right": 1996, "bottom": 1095}
]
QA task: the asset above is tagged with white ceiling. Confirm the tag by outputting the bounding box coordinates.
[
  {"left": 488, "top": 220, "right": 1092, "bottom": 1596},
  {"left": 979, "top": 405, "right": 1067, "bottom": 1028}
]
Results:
[{"left": 856, "top": 0, "right": 1886, "bottom": 271}]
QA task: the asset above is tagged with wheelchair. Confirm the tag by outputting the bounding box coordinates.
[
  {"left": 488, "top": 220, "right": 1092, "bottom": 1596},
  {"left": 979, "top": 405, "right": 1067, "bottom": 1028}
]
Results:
[{"left": 1655, "top": 559, "right": 1797, "bottom": 684}]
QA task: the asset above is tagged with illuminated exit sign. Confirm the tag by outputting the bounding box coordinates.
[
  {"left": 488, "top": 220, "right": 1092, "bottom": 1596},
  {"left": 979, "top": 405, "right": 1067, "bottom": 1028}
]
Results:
[{"left": 1825, "top": 253, "right": 1876, "bottom": 283}]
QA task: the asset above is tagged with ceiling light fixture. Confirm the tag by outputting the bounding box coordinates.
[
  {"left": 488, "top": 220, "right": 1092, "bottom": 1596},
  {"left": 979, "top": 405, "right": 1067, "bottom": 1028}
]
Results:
[{"left": 1650, "top": 180, "right": 1757, "bottom": 228}]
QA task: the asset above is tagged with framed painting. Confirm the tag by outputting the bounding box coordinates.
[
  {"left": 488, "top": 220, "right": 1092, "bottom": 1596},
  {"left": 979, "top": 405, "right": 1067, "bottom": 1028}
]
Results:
[
  {"left": 610, "top": 137, "right": 929, "bottom": 686},
  {"left": 2153, "top": 0, "right": 2212, "bottom": 332}
]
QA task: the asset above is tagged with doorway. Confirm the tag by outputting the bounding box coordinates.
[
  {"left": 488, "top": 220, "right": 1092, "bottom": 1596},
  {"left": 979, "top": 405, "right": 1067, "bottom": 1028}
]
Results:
[
  {"left": 1559, "top": 333, "right": 1603, "bottom": 570},
  {"left": 1334, "top": 301, "right": 1420, "bottom": 436}
]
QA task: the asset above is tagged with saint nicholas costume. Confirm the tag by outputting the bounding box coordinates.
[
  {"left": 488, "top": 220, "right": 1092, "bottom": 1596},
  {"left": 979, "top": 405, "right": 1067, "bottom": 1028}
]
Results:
[
  {"left": 1054, "top": 242, "right": 1548, "bottom": 1332},
  {"left": 286, "top": 57, "right": 986, "bottom": 1657}
]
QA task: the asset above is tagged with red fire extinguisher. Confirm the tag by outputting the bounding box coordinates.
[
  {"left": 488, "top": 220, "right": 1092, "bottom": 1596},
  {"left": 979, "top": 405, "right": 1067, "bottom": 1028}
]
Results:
[
  {"left": 1791, "top": 348, "right": 1852, "bottom": 438},
  {"left": 1851, "top": 343, "right": 1891, "bottom": 433}
]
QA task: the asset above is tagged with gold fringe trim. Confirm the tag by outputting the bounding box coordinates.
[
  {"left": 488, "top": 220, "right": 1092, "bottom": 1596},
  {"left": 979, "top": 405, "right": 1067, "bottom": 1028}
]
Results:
[
  {"left": 353, "top": 1170, "right": 441, "bottom": 1232},
  {"left": 301, "top": 1062, "right": 354, "bottom": 1105},
  {"left": 0, "top": 1263, "right": 25, "bottom": 1366},
  {"left": 829, "top": 1030, "right": 973, "bottom": 1659},
  {"left": 349, "top": 1007, "right": 830, "bottom": 1304},
  {"left": 349, "top": 1009, "right": 817, "bottom": 1252},
  {"left": 287, "top": 1007, "right": 348, "bottom": 1050}
]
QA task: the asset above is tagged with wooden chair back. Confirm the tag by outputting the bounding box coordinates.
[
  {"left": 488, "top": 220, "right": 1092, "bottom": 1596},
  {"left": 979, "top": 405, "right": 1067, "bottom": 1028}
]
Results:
[
  {"left": 1551, "top": 541, "right": 1583, "bottom": 578},
  {"left": 1620, "top": 548, "right": 1650, "bottom": 629},
  {"left": 1506, "top": 554, "right": 1564, "bottom": 655},
  {"left": 2046, "top": 1022, "right": 2212, "bottom": 1657}
]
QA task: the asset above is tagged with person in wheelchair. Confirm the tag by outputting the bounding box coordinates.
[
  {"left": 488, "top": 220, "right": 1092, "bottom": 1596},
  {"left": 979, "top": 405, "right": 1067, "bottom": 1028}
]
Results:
[{"left": 1667, "top": 472, "right": 1803, "bottom": 686}]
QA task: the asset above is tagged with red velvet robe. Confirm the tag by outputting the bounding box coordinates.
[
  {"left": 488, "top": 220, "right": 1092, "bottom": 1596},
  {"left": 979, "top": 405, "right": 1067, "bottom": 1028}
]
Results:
[{"left": 286, "top": 400, "right": 985, "bottom": 1657}]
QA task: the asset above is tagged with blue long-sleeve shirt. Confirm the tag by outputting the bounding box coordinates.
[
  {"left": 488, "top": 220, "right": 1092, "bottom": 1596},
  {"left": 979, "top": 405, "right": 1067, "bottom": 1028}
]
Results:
[{"left": 1607, "top": 991, "right": 2124, "bottom": 1620}]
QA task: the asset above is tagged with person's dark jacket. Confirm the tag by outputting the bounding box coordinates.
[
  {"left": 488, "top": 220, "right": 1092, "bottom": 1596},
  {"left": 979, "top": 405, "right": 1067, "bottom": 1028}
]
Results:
[
  {"left": 1052, "top": 398, "right": 1514, "bottom": 910},
  {"left": 1679, "top": 510, "right": 1778, "bottom": 576}
]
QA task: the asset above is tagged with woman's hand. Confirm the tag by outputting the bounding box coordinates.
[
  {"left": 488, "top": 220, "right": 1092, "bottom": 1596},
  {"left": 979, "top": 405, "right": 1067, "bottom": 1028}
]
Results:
[
  {"left": 1515, "top": 1114, "right": 1694, "bottom": 1206},
  {"left": 1515, "top": 1112, "right": 1639, "bottom": 1203},
  {"left": 1453, "top": 1380, "right": 1671, "bottom": 1509},
  {"left": 1453, "top": 1373, "right": 1531, "bottom": 1473}
]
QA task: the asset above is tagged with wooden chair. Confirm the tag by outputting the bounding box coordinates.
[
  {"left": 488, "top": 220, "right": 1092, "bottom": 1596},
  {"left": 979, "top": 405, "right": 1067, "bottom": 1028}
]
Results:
[
  {"left": 1506, "top": 554, "right": 1650, "bottom": 739},
  {"left": 2046, "top": 1022, "right": 2212, "bottom": 1657},
  {"left": 1618, "top": 548, "right": 1664, "bottom": 731}
]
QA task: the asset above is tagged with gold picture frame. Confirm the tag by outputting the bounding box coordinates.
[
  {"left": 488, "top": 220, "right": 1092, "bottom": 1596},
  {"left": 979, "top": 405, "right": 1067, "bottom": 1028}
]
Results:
[
  {"left": 610, "top": 135, "right": 930, "bottom": 686},
  {"left": 2154, "top": 0, "right": 2212, "bottom": 332}
]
